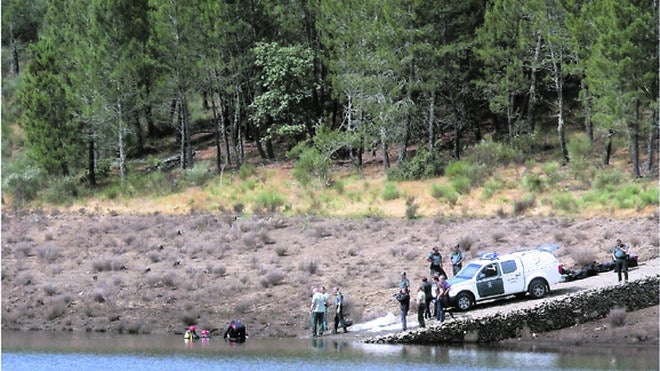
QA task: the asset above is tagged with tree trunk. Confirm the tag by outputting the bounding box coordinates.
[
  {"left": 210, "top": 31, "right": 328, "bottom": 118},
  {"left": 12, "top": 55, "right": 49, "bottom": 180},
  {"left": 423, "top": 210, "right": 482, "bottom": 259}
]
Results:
[
  {"left": 629, "top": 98, "right": 641, "bottom": 178},
  {"left": 88, "top": 137, "right": 96, "bottom": 187},
  {"left": 182, "top": 93, "right": 193, "bottom": 169},
  {"left": 526, "top": 33, "right": 541, "bottom": 133},
  {"left": 133, "top": 112, "right": 144, "bottom": 155},
  {"left": 428, "top": 91, "right": 436, "bottom": 159},
  {"left": 646, "top": 110, "right": 658, "bottom": 173},
  {"left": 551, "top": 49, "right": 569, "bottom": 164},
  {"left": 10, "top": 24, "right": 19, "bottom": 75},
  {"left": 453, "top": 124, "right": 461, "bottom": 160},
  {"left": 581, "top": 79, "right": 593, "bottom": 143},
  {"left": 380, "top": 128, "right": 390, "bottom": 169},
  {"left": 603, "top": 129, "right": 614, "bottom": 166},
  {"left": 118, "top": 102, "right": 127, "bottom": 190}
]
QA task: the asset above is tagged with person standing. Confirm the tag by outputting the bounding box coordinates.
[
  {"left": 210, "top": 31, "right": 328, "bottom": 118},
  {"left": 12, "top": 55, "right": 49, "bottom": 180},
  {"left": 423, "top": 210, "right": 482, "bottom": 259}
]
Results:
[
  {"left": 435, "top": 275, "right": 451, "bottom": 322},
  {"left": 612, "top": 239, "right": 629, "bottom": 282},
  {"left": 333, "top": 287, "right": 348, "bottom": 334},
  {"left": 320, "top": 286, "right": 329, "bottom": 333},
  {"left": 427, "top": 246, "right": 447, "bottom": 278},
  {"left": 399, "top": 271, "right": 410, "bottom": 291},
  {"left": 421, "top": 277, "right": 433, "bottom": 319},
  {"left": 310, "top": 287, "right": 326, "bottom": 337},
  {"left": 416, "top": 285, "right": 426, "bottom": 328},
  {"left": 393, "top": 288, "right": 410, "bottom": 331},
  {"left": 450, "top": 244, "right": 465, "bottom": 276}
]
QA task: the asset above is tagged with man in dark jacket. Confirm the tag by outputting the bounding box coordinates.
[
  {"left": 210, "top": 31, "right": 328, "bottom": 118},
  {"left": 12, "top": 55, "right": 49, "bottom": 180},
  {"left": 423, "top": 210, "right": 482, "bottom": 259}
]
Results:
[
  {"left": 393, "top": 288, "right": 410, "bottom": 331},
  {"left": 224, "top": 320, "right": 247, "bottom": 342}
]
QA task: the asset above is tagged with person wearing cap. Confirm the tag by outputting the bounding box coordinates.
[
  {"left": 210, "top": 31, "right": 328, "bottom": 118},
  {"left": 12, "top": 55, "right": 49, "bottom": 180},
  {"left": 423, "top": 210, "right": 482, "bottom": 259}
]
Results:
[
  {"left": 427, "top": 246, "right": 447, "bottom": 278},
  {"left": 450, "top": 244, "right": 465, "bottom": 276},
  {"left": 184, "top": 325, "right": 200, "bottom": 341},
  {"left": 399, "top": 272, "right": 410, "bottom": 290},
  {"left": 393, "top": 287, "right": 410, "bottom": 331}
]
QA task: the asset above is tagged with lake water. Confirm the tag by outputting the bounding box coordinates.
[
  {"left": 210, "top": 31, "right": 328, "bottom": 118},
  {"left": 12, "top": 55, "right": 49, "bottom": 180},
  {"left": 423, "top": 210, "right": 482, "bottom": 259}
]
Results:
[{"left": 2, "top": 330, "right": 657, "bottom": 371}]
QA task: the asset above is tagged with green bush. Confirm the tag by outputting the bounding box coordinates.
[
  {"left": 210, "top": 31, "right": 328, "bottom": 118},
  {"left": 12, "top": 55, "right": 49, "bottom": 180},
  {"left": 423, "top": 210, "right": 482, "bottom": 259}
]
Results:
[
  {"left": 41, "top": 176, "right": 82, "bottom": 205},
  {"left": 591, "top": 169, "right": 625, "bottom": 191},
  {"left": 255, "top": 191, "right": 285, "bottom": 212},
  {"left": 381, "top": 182, "right": 400, "bottom": 200},
  {"left": 481, "top": 177, "right": 505, "bottom": 200},
  {"left": 431, "top": 184, "right": 459, "bottom": 204},
  {"left": 551, "top": 192, "right": 578, "bottom": 213},
  {"left": 2, "top": 165, "right": 45, "bottom": 206},
  {"left": 184, "top": 161, "right": 213, "bottom": 187},
  {"left": 464, "top": 136, "right": 523, "bottom": 167},
  {"left": 238, "top": 163, "right": 257, "bottom": 180},
  {"left": 290, "top": 144, "right": 330, "bottom": 187},
  {"left": 542, "top": 162, "right": 564, "bottom": 187},
  {"left": 387, "top": 146, "right": 443, "bottom": 181},
  {"left": 522, "top": 173, "right": 544, "bottom": 193},
  {"left": 451, "top": 176, "right": 472, "bottom": 195}
]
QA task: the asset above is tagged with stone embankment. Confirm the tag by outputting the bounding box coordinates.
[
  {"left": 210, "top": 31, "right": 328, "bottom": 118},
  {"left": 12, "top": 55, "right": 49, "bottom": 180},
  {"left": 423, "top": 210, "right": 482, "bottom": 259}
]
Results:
[{"left": 364, "top": 276, "right": 659, "bottom": 344}]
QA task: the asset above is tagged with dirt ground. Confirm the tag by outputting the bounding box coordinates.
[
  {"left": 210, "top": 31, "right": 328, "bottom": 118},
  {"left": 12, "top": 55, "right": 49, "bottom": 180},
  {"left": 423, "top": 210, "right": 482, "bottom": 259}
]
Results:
[{"left": 2, "top": 208, "right": 658, "bottom": 350}]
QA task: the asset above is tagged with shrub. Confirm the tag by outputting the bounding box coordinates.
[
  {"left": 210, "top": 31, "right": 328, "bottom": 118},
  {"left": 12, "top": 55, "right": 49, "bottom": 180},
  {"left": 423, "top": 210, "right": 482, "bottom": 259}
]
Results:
[
  {"left": 481, "top": 177, "right": 505, "bottom": 200},
  {"left": 184, "top": 161, "right": 213, "bottom": 187},
  {"left": 238, "top": 163, "right": 257, "bottom": 180},
  {"left": 299, "top": 260, "right": 318, "bottom": 275},
  {"left": 2, "top": 165, "right": 45, "bottom": 207},
  {"left": 46, "top": 299, "right": 67, "bottom": 320},
  {"left": 522, "top": 173, "right": 544, "bottom": 193},
  {"left": 290, "top": 144, "right": 330, "bottom": 187},
  {"left": 36, "top": 242, "right": 61, "bottom": 264},
  {"left": 274, "top": 246, "right": 288, "bottom": 256},
  {"left": 235, "top": 298, "right": 253, "bottom": 314},
  {"left": 405, "top": 196, "right": 419, "bottom": 219},
  {"left": 431, "top": 184, "right": 459, "bottom": 205},
  {"left": 255, "top": 191, "right": 285, "bottom": 213},
  {"left": 551, "top": 193, "right": 578, "bottom": 213},
  {"left": 381, "top": 183, "right": 400, "bottom": 201},
  {"left": 41, "top": 176, "right": 82, "bottom": 205},
  {"left": 513, "top": 196, "right": 536, "bottom": 215},
  {"left": 464, "top": 136, "right": 523, "bottom": 167},
  {"left": 451, "top": 176, "right": 472, "bottom": 195},
  {"left": 387, "top": 146, "right": 443, "bottom": 181},
  {"left": 260, "top": 269, "right": 285, "bottom": 288},
  {"left": 570, "top": 246, "right": 598, "bottom": 266},
  {"left": 92, "top": 258, "right": 113, "bottom": 272},
  {"left": 608, "top": 306, "right": 627, "bottom": 328},
  {"left": 542, "top": 162, "right": 564, "bottom": 187}
]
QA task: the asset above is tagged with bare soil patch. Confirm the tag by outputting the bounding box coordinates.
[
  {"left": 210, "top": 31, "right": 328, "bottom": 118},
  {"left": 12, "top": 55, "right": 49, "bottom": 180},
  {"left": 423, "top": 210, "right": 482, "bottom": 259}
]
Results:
[{"left": 2, "top": 209, "right": 658, "bottom": 348}]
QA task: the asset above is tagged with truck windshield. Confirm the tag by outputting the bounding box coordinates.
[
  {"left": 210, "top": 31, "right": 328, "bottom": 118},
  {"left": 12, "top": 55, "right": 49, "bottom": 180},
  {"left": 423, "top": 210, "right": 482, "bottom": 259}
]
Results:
[{"left": 455, "top": 263, "right": 481, "bottom": 279}]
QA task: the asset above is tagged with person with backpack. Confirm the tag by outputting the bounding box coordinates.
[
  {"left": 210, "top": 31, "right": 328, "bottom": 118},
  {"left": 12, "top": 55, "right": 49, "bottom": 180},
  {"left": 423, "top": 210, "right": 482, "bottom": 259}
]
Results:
[
  {"left": 393, "top": 287, "right": 410, "bottom": 331},
  {"left": 612, "top": 239, "right": 630, "bottom": 282}
]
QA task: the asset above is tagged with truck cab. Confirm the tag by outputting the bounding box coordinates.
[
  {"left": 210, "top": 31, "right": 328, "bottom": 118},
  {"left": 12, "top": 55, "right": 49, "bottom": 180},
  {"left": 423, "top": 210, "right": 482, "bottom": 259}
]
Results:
[{"left": 447, "top": 250, "right": 564, "bottom": 311}]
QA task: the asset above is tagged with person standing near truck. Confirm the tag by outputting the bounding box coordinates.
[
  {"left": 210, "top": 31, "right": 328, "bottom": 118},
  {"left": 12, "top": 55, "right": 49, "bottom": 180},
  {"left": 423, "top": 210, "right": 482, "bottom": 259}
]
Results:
[
  {"left": 450, "top": 244, "right": 465, "bottom": 276},
  {"left": 612, "top": 239, "right": 629, "bottom": 282}
]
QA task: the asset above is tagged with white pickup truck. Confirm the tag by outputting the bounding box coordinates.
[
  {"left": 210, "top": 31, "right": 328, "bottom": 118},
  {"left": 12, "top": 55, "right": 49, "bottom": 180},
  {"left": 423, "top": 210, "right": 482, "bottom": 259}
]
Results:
[{"left": 447, "top": 249, "right": 565, "bottom": 311}]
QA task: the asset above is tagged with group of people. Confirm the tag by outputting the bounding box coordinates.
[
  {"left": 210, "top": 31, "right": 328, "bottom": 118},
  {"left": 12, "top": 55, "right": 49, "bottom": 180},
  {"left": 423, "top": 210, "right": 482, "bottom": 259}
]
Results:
[
  {"left": 183, "top": 320, "right": 248, "bottom": 343},
  {"left": 310, "top": 286, "right": 349, "bottom": 337},
  {"left": 392, "top": 243, "right": 465, "bottom": 332}
]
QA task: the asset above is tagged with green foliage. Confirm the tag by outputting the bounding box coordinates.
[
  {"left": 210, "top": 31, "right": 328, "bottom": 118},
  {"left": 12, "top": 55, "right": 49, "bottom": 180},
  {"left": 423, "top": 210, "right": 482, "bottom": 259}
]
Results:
[
  {"left": 445, "top": 160, "right": 486, "bottom": 193},
  {"left": 481, "top": 177, "right": 505, "bottom": 200},
  {"left": 289, "top": 143, "right": 331, "bottom": 187},
  {"left": 522, "top": 173, "right": 544, "bottom": 193},
  {"left": 255, "top": 191, "right": 285, "bottom": 212},
  {"left": 541, "top": 162, "right": 564, "bottom": 187},
  {"left": 2, "top": 164, "right": 45, "bottom": 207},
  {"left": 41, "top": 176, "right": 82, "bottom": 205},
  {"left": 381, "top": 182, "right": 400, "bottom": 201},
  {"left": 183, "top": 161, "right": 213, "bottom": 187},
  {"left": 550, "top": 193, "right": 578, "bottom": 213},
  {"left": 238, "top": 163, "right": 257, "bottom": 180},
  {"left": 591, "top": 169, "right": 625, "bottom": 191},
  {"left": 431, "top": 184, "right": 459, "bottom": 205},
  {"left": 387, "top": 147, "right": 444, "bottom": 181},
  {"left": 464, "top": 136, "right": 523, "bottom": 167}
]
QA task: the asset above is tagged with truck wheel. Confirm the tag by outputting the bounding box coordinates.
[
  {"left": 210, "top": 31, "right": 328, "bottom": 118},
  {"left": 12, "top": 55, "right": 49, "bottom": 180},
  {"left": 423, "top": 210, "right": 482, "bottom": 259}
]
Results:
[
  {"left": 528, "top": 279, "right": 547, "bottom": 299},
  {"left": 456, "top": 292, "right": 474, "bottom": 311}
]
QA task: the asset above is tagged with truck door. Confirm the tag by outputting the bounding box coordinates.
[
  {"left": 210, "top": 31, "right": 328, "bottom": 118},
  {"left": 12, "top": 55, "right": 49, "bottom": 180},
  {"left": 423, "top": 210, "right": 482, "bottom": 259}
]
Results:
[
  {"left": 500, "top": 259, "right": 525, "bottom": 294},
  {"left": 476, "top": 263, "right": 504, "bottom": 298}
]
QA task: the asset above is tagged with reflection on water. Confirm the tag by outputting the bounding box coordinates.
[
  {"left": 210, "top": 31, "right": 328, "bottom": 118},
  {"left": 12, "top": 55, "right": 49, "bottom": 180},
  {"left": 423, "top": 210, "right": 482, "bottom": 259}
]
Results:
[{"left": 2, "top": 331, "right": 657, "bottom": 371}]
